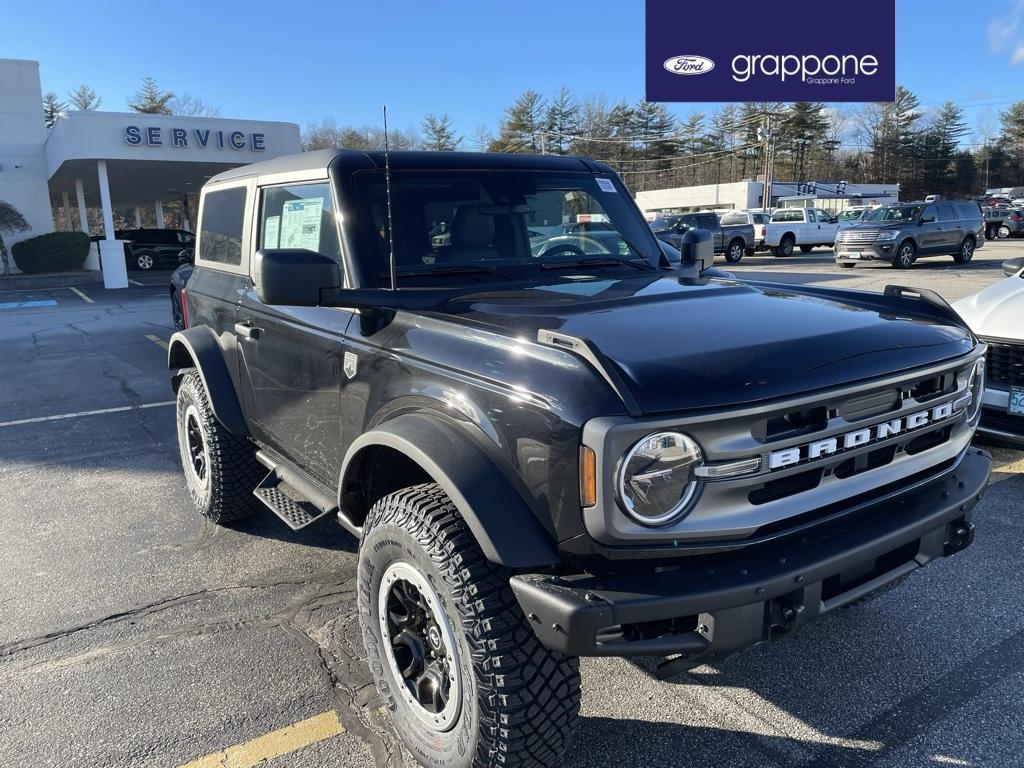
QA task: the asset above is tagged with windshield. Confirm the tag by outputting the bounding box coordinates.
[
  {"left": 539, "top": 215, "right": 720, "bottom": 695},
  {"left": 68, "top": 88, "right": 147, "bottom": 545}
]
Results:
[
  {"left": 837, "top": 210, "right": 864, "bottom": 221},
  {"left": 864, "top": 205, "right": 923, "bottom": 222},
  {"left": 650, "top": 216, "right": 685, "bottom": 231},
  {"left": 354, "top": 170, "right": 659, "bottom": 283}
]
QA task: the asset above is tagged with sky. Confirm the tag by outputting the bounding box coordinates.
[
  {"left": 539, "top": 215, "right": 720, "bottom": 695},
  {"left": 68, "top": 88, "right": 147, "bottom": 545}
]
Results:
[{"left": 5, "top": 0, "right": 1024, "bottom": 143}]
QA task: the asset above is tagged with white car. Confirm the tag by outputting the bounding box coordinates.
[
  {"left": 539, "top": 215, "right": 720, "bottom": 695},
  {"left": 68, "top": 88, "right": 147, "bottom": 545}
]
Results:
[
  {"left": 953, "top": 255, "right": 1024, "bottom": 443},
  {"left": 764, "top": 207, "right": 839, "bottom": 256}
]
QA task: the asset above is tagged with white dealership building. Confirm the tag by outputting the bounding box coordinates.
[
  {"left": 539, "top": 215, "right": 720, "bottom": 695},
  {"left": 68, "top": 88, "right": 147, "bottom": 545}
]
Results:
[
  {"left": 0, "top": 58, "right": 300, "bottom": 286},
  {"left": 636, "top": 180, "right": 899, "bottom": 216}
]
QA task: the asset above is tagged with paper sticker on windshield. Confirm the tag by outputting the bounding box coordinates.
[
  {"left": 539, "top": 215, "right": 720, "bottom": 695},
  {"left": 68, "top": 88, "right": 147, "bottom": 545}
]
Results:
[
  {"left": 596, "top": 178, "right": 617, "bottom": 193},
  {"left": 263, "top": 215, "right": 280, "bottom": 248},
  {"left": 280, "top": 198, "right": 324, "bottom": 251}
]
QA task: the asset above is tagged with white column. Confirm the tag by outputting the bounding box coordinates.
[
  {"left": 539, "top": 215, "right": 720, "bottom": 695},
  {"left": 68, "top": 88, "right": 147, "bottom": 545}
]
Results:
[
  {"left": 76, "top": 178, "right": 99, "bottom": 270},
  {"left": 96, "top": 160, "right": 127, "bottom": 289},
  {"left": 75, "top": 179, "right": 89, "bottom": 233},
  {"left": 61, "top": 191, "right": 72, "bottom": 231},
  {"left": 133, "top": 206, "right": 142, "bottom": 228},
  {"left": 154, "top": 200, "right": 164, "bottom": 228}
]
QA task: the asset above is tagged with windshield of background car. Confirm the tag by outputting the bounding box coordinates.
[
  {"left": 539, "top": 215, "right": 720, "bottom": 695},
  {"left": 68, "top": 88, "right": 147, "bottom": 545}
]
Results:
[
  {"left": 837, "top": 210, "right": 863, "bottom": 221},
  {"left": 864, "top": 205, "right": 923, "bottom": 222},
  {"left": 353, "top": 170, "right": 658, "bottom": 282}
]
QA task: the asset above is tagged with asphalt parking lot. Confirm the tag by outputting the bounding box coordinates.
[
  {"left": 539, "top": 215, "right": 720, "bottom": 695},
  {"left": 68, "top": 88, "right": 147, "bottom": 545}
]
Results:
[{"left": 1, "top": 243, "right": 1022, "bottom": 768}]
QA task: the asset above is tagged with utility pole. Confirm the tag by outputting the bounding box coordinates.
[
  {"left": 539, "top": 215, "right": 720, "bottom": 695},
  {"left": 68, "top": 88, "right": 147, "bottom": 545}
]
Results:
[{"left": 758, "top": 115, "right": 778, "bottom": 209}]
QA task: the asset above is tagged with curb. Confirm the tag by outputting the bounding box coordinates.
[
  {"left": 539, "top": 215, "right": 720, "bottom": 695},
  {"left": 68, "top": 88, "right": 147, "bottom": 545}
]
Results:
[{"left": 0, "top": 270, "right": 105, "bottom": 291}]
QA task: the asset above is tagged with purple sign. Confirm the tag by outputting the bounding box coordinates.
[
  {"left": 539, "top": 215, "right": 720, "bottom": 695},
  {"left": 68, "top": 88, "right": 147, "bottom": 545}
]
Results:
[{"left": 646, "top": 0, "right": 895, "bottom": 103}]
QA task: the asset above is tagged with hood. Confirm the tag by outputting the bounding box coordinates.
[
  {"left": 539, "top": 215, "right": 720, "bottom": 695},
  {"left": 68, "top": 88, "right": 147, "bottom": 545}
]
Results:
[
  {"left": 953, "top": 272, "right": 1024, "bottom": 340},
  {"left": 440, "top": 275, "right": 976, "bottom": 414}
]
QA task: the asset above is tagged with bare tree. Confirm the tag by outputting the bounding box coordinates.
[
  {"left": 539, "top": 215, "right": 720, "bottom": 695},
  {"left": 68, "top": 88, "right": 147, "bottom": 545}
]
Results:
[
  {"left": 168, "top": 94, "right": 221, "bottom": 117},
  {"left": 0, "top": 200, "right": 31, "bottom": 275}
]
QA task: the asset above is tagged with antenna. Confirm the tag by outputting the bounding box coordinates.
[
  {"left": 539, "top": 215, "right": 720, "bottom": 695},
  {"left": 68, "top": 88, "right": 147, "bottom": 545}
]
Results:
[{"left": 383, "top": 105, "right": 397, "bottom": 291}]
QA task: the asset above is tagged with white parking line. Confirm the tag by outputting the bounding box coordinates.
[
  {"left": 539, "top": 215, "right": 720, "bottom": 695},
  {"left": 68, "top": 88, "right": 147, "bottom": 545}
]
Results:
[
  {"left": 68, "top": 287, "right": 94, "bottom": 304},
  {"left": 129, "top": 279, "right": 144, "bottom": 286},
  {"left": 0, "top": 401, "right": 175, "bottom": 428}
]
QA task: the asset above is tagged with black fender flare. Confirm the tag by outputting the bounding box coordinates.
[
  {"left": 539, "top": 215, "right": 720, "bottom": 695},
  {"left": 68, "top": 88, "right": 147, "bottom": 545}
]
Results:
[
  {"left": 341, "top": 412, "right": 559, "bottom": 569},
  {"left": 167, "top": 326, "right": 248, "bottom": 436}
]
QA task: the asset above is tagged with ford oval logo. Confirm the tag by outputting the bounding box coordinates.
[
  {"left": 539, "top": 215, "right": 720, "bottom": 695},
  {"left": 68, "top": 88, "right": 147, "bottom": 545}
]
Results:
[{"left": 663, "top": 55, "right": 715, "bottom": 76}]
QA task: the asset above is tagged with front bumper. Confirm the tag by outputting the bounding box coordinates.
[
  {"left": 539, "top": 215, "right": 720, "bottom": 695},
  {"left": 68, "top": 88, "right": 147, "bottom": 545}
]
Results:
[
  {"left": 835, "top": 242, "right": 896, "bottom": 263},
  {"left": 511, "top": 448, "right": 990, "bottom": 667}
]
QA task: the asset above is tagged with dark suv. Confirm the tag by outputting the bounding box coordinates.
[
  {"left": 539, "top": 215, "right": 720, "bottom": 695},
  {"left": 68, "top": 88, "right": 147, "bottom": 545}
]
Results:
[
  {"left": 835, "top": 201, "right": 984, "bottom": 269},
  {"left": 119, "top": 228, "right": 195, "bottom": 270},
  {"left": 168, "top": 150, "right": 990, "bottom": 768}
]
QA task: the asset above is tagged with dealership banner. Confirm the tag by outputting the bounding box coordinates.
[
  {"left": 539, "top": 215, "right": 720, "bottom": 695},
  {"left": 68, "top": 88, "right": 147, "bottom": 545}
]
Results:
[{"left": 645, "top": 0, "right": 895, "bottom": 103}]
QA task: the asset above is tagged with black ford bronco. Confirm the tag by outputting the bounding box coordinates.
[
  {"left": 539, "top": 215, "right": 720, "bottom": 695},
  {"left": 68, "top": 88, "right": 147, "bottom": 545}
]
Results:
[{"left": 169, "top": 149, "right": 991, "bottom": 768}]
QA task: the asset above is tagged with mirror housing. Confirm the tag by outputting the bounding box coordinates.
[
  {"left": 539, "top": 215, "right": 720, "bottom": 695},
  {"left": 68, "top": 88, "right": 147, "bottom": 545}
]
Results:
[
  {"left": 920, "top": 215, "right": 936, "bottom": 224},
  {"left": 253, "top": 249, "right": 340, "bottom": 306},
  {"left": 1003, "top": 256, "right": 1024, "bottom": 277},
  {"left": 678, "top": 228, "right": 714, "bottom": 273}
]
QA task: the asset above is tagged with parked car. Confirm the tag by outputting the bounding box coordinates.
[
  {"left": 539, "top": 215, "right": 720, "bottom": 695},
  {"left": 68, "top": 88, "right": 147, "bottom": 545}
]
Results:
[
  {"left": 834, "top": 201, "right": 985, "bottom": 269},
  {"left": 721, "top": 210, "right": 770, "bottom": 249},
  {"left": 953, "top": 256, "right": 1024, "bottom": 444},
  {"left": 764, "top": 207, "right": 839, "bottom": 255},
  {"left": 650, "top": 211, "right": 755, "bottom": 263},
  {"left": 835, "top": 207, "right": 873, "bottom": 229},
  {"left": 982, "top": 207, "right": 1024, "bottom": 240},
  {"left": 168, "top": 149, "right": 989, "bottom": 768},
  {"left": 169, "top": 262, "right": 192, "bottom": 331},
  {"left": 120, "top": 228, "right": 195, "bottom": 271}
]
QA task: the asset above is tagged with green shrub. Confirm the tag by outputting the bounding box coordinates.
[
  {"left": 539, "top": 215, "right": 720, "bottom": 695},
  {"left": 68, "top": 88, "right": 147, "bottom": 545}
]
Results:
[{"left": 11, "top": 231, "right": 90, "bottom": 274}]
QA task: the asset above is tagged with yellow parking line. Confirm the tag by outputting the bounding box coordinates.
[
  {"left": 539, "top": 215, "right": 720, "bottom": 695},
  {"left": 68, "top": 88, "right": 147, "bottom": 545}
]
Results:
[
  {"left": 68, "top": 286, "right": 94, "bottom": 304},
  {"left": 146, "top": 334, "right": 169, "bottom": 351},
  {"left": 178, "top": 710, "right": 344, "bottom": 768}
]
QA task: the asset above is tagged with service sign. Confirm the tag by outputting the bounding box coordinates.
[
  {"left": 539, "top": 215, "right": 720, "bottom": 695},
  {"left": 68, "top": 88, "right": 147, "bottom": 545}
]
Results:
[{"left": 645, "top": 0, "right": 895, "bottom": 103}]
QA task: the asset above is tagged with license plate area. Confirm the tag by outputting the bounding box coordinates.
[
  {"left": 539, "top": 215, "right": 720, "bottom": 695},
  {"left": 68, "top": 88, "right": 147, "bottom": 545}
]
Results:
[{"left": 1009, "top": 387, "right": 1024, "bottom": 416}]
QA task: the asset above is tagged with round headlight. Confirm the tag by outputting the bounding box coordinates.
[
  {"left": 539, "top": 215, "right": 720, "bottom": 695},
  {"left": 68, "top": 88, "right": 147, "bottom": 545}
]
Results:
[
  {"left": 616, "top": 432, "right": 703, "bottom": 526},
  {"left": 968, "top": 357, "right": 985, "bottom": 421}
]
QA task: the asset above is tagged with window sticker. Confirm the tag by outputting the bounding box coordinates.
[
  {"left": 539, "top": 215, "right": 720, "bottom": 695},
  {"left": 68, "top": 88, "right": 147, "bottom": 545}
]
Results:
[
  {"left": 263, "top": 215, "right": 280, "bottom": 248},
  {"left": 596, "top": 178, "right": 617, "bottom": 193},
  {"left": 280, "top": 198, "right": 324, "bottom": 251}
]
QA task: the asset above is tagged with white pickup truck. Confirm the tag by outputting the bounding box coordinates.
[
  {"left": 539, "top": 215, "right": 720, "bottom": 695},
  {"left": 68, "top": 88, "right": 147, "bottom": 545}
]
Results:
[{"left": 765, "top": 207, "right": 839, "bottom": 256}]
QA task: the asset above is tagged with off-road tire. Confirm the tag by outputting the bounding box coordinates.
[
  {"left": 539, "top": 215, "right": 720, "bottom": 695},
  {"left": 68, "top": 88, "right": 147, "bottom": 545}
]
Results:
[
  {"left": 725, "top": 239, "right": 745, "bottom": 263},
  {"left": 359, "top": 483, "right": 580, "bottom": 768},
  {"left": 892, "top": 241, "right": 916, "bottom": 269},
  {"left": 800, "top": 244, "right": 814, "bottom": 254},
  {"left": 953, "top": 236, "right": 975, "bottom": 264},
  {"left": 175, "top": 370, "right": 262, "bottom": 524}
]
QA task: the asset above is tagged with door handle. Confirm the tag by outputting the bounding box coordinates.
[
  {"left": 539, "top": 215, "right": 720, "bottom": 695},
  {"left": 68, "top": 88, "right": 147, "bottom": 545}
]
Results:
[{"left": 235, "top": 321, "right": 262, "bottom": 340}]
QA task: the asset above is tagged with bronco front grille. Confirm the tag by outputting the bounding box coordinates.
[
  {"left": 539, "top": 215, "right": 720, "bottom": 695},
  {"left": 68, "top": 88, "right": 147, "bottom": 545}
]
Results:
[{"left": 984, "top": 340, "right": 1024, "bottom": 388}]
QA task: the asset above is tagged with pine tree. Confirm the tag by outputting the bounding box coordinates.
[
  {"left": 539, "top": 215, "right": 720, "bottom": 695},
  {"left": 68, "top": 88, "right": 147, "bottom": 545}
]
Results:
[
  {"left": 631, "top": 101, "right": 676, "bottom": 190},
  {"left": 497, "top": 91, "right": 546, "bottom": 153},
  {"left": 42, "top": 92, "right": 67, "bottom": 128},
  {"left": 129, "top": 76, "right": 174, "bottom": 114},
  {"left": 67, "top": 84, "right": 101, "bottom": 111},
  {"left": 421, "top": 113, "right": 461, "bottom": 151},
  {"left": 0, "top": 200, "right": 30, "bottom": 275},
  {"left": 544, "top": 86, "right": 581, "bottom": 154}
]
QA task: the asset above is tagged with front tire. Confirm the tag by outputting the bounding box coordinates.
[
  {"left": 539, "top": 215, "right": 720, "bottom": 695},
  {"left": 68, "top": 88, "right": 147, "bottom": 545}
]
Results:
[
  {"left": 998, "top": 225, "right": 1011, "bottom": 239},
  {"left": 359, "top": 484, "right": 580, "bottom": 768},
  {"left": 175, "top": 370, "right": 263, "bottom": 523},
  {"left": 954, "top": 236, "right": 975, "bottom": 264},
  {"left": 892, "top": 241, "right": 916, "bottom": 269},
  {"left": 134, "top": 251, "right": 156, "bottom": 270},
  {"left": 725, "top": 239, "right": 744, "bottom": 263}
]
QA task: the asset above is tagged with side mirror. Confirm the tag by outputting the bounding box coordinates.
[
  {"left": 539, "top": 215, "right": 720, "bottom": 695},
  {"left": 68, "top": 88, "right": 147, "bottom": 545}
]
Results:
[
  {"left": 920, "top": 215, "right": 936, "bottom": 224},
  {"left": 1003, "top": 256, "right": 1024, "bottom": 277},
  {"left": 678, "top": 228, "right": 714, "bottom": 273},
  {"left": 253, "top": 249, "right": 340, "bottom": 306}
]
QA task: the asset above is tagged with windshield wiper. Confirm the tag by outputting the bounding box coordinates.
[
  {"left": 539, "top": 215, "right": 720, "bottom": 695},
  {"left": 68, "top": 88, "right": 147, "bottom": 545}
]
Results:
[
  {"left": 541, "top": 257, "right": 654, "bottom": 271},
  {"left": 390, "top": 264, "right": 517, "bottom": 281}
]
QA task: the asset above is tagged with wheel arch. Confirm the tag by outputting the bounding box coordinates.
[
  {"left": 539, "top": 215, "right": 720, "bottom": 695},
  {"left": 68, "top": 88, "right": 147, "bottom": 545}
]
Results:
[
  {"left": 340, "top": 412, "right": 560, "bottom": 569},
  {"left": 167, "top": 326, "right": 248, "bottom": 436}
]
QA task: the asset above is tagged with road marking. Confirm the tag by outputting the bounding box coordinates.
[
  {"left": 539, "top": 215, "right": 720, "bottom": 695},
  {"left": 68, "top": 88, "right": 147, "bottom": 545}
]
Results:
[
  {"left": 68, "top": 286, "right": 94, "bottom": 304},
  {"left": 178, "top": 710, "right": 344, "bottom": 768},
  {"left": 146, "top": 333, "right": 169, "bottom": 350},
  {"left": 990, "top": 452, "right": 1024, "bottom": 484},
  {"left": 0, "top": 299, "right": 57, "bottom": 309},
  {"left": 0, "top": 401, "right": 175, "bottom": 428},
  {"left": 129, "top": 279, "right": 144, "bottom": 286}
]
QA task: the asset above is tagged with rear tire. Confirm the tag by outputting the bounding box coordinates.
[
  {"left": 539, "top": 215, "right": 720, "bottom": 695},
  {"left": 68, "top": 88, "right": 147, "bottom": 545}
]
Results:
[
  {"left": 776, "top": 236, "right": 795, "bottom": 257},
  {"left": 985, "top": 224, "right": 998, "bottom": 240},
  {"left": 725, "top": 239, "right": 744, "bottom": 263},
  {"left": 134, "top": 251, "right": 156, "bottom": 270},
  {"left": 359, "top": 484, "right": 580, "bottom": 768},
  {"left": 998, "top": 225, "right": 1011, "bottom": 239},
  {"left": 838, "top": 262, "right": 856, "bottom": 269},
  {"left": 175, "top": 370, "right": 263, "bottom": 524},
  {"left": 953, "top": 236, "right": 975, "bottom": 264},
  {"left": 892, "top": 241, "right": 916, "bottom": 269}
]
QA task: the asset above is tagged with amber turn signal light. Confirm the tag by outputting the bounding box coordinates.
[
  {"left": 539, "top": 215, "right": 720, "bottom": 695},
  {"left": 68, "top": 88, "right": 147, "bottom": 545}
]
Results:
[{"left": 580, "top": 445, "right": 598, "bottom": 508}]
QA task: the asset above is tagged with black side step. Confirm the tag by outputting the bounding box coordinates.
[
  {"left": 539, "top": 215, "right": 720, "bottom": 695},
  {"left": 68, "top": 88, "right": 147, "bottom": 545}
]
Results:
[{"left": 253, "top": 450, "right": 338, "bottom": 531}]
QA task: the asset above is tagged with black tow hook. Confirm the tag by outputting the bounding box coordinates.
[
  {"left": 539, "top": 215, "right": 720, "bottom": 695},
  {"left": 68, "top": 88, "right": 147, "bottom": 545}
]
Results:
[
  {"left": 769, "top": 599, "right": 804, "bottom": 640},
  {"left": 943, "top": 519, "right": 975, "bottom": 556}
]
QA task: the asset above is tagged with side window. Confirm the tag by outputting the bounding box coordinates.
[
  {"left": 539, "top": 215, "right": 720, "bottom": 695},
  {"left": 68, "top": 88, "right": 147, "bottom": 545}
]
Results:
[
  {"left": 199, "top": 187, "right": 247, "bottom": 265},
  {"left": 698, "top": 214, "right": 717, "bottom": 229},
  {"left": 816, "top": 209, "right": 832, "bottom": 222},
  {"left": 922, "top": 205, "right": 938, "bottom": 222},
  {"left": 259, "top": 182, "right": 341, "bottom": 265},
  {"left": 937, "top": 204, "right": 957, "bottom": 221},
  {"left": 957, "top": 203, "right": 980, "bottom": 219},
  {"left": 806, "top": 209, "right": 816, "bottom": 222}
]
